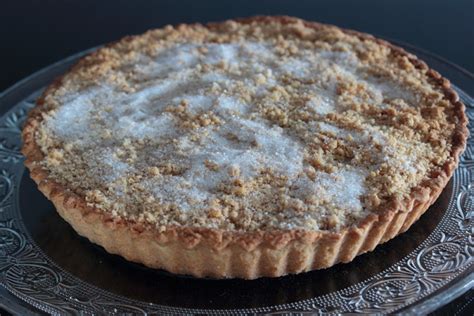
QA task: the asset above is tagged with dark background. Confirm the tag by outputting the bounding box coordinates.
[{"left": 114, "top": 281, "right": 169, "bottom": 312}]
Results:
[
  {"left": 1, "top": 0, "right": 473, "bottom": 92},
  {"left": 0, "top": 0, "right": 472, "bottom": 314}
]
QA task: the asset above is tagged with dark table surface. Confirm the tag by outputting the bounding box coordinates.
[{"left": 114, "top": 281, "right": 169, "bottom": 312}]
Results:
[
  {"left": 1, "top": 0, "right": 473, "bottom": 314},
  {"left": 1, "top": 0, "right": 473, "bottom": 92}
]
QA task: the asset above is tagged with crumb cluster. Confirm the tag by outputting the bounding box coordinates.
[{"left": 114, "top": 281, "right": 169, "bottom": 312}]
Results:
[{"left": 34, "top": 19, "right": 457, "bottom": 232}]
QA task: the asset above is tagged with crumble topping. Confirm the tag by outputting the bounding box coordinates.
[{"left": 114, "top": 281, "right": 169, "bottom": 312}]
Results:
[{"left": 34, "top": 19, "right": 457, "bottom": 232}]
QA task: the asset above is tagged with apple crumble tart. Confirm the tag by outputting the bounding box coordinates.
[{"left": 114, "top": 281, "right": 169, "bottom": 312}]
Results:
[{"left": 22, "top": 16, "right": 468, "bottom": 279}]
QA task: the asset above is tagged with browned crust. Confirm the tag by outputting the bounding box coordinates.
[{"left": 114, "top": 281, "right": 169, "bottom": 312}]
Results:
[{"left": 21, "top": 16, "right": 469, "bottom": 279}]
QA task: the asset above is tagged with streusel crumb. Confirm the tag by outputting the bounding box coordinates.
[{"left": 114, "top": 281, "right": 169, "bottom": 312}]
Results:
[{"left": 34, "top": 19, "right": 456, "bottom": 232}]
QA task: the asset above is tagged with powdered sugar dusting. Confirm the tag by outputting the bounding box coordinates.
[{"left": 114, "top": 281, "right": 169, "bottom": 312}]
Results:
[
  {"left": 40, "top": 37, "right": 428, "bottom": 231},
  {"left": 306, "top": 95, "right": 335, "bottom": 115},
  {"left": 293, "top": 168, "right": 367, "bottom": 211},
  {"left": 216, "top": 96, "right": 249, "bottom": 115},
  {"left": 48, "top": 88, "right": 99, "bottom": 141},
  {"left": 280, "top": 58, "right": 311, "bottom": 78}
]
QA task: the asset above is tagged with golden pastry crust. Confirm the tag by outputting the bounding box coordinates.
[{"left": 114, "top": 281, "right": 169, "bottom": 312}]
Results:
[{"left": 22, "top": 16, "right": 468, "bottom": 279}]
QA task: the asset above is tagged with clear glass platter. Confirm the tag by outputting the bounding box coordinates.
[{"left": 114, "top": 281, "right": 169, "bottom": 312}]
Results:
[{"left": 0, "top": 41, "right": 472, "bottom": 315}]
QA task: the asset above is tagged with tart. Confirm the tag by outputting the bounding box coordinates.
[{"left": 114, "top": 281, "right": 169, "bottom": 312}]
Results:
[{"left": 22, "top": 16, "right": 468, "bottom": 279}]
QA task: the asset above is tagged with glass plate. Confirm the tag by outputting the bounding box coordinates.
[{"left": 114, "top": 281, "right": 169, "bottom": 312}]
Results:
[{"left": 0, "top": 41, "right": 472, "bottom": 315}]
